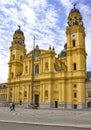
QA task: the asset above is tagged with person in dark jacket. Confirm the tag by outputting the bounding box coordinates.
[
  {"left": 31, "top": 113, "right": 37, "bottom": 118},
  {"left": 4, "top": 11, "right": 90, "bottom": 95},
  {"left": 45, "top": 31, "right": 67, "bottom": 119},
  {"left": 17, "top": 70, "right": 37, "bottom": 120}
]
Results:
[{"left": 12, "top": 102, "right": 15, "bottom": 111}]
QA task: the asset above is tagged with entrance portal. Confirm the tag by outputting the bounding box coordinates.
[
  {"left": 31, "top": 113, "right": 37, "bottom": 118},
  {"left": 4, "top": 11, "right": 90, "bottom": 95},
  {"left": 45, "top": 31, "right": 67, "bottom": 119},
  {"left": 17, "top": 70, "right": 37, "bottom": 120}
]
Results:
[
  {"left": 35, "top": 95, "right": 39, "bottom": 107},
  {"left": 87, "top": 101, "right": 91, "bottom": 108},
  {"left": 55, "top": 101, "right": 58, "bottom": 108},
  {"left": 74, "top": 104, "right": 77, "bottom": 109}
]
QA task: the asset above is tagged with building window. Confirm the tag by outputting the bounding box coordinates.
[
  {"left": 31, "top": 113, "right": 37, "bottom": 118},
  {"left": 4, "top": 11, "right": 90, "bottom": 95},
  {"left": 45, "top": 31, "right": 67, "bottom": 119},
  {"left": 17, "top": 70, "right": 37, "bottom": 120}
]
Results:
[
  {"left": 10, "top": 93, "right": 12, "bottom": 98},
  {"left": 73, "top": 63, "right": 76, "bottom": 71},
  {"left": 73, "top": 84, "right": 77, "bottom": 88},
  {"left": 35, "top": 64, "right": 39, "bottom": 74},
  {"left": 12, "top": 55, "right": 15, "bottom": 60},
  {"left": 25, "top": 66, "right": 28, "bottom": 73},
  {"left": 45, "top": 62, "right": 48, "bottom": 69},
  {"left": 11, "top": 72, "right": 14, "bottom": 78},
  {"left": 45, "top": 90, "right": 48, "bottom": 97},
  {"left": 10, "top": 88, "right": 12, "bottom": 91},
  {"left": 72, "top": 40, "right": 76, "bottom": 47},
  {"left": 20, "top": 55, "right": 22, "bottom": 61},
  {"left": 74, "top": 92, "right": 77, "bottom": 98},
  {"left": 88, "top": 92, "right": 91, "bottom": 97},
  {"left": 24, "top": 91, "right": 27, "bottom": 97},
  {"left": 88, "top": 84, "right": 91, "bottom": 88}
]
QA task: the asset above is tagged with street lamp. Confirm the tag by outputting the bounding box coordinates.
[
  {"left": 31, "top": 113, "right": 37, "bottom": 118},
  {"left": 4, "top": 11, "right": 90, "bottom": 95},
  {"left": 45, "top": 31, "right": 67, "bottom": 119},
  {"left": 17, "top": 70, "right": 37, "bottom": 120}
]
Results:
[{"left": 31, "top": 36, "right": 35, "bottom": 104}]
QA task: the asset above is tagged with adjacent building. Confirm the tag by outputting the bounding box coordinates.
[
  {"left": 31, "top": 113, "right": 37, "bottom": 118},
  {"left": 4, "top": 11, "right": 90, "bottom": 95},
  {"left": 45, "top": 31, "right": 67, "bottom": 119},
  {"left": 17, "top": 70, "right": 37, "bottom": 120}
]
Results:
[
  {"left": 7, "top": 6, "right": 87, "bottom": 109},
  {"left": 0, "top": 83, "right": 7, "bottom": 106},
  {"left": 86, "top": 71, "right": 91, "bottom": 108}
]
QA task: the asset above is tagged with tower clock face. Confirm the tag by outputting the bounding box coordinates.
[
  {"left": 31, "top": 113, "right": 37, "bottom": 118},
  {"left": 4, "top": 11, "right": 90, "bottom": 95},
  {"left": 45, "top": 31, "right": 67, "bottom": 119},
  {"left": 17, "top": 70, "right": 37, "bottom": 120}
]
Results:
[{"left": 71, "top": 33, "right": 76, "bottom": 38}]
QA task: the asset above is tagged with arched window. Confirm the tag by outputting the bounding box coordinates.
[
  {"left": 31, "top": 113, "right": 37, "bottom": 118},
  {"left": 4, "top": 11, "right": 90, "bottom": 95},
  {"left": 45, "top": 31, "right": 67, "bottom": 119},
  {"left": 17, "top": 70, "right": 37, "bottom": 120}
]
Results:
[
  {"left": 24, "top": 91, "right": 27, "bottom": 97},
  {"left": 12, "top": 55, "right": 15, "bottom": 60},
  {"left": 35, "top": 64, "right": 39, "bottom": 74},
  {"left": 73, "top": 63, "right": 76, "bottom": 71},
  {"left": 74, "top": 92, "right": 77, "bottom": 98},
  {"left": 73, "top": 40, "right": 76, "bottom": 47},
  {"left": 45, "top": 90, "right": 48, "bottom": 97},
  {"left": 11, "top": 72, "right": 14, "bottom": 78},
  {"left": 20, "top": 55, "right": 22, "bottom": 61},
  {"left": 25, "top": 66, "right": 28, "bottom": 73}
]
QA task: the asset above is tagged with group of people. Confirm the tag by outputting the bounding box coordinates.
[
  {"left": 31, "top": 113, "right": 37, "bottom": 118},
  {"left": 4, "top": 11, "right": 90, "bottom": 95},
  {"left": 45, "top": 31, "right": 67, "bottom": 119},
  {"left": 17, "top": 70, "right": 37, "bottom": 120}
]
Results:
[{"left": 9, "top": 102, "right": 15, "bottom": 111}]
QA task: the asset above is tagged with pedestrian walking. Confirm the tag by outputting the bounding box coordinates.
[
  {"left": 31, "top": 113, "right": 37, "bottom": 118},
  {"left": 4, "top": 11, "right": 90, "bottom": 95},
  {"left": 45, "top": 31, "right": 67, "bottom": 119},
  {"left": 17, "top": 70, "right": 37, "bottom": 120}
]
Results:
[
  {"left": 12, "top": 102, "right": 15, "bottom": 111},
  {"left": 9, "top": 102, "right": 13, "bottom": 111}
]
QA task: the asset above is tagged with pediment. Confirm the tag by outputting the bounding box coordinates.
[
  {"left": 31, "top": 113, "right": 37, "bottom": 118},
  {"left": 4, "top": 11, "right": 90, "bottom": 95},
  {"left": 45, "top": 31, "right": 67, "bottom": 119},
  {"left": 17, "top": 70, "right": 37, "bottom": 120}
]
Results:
[{"left": 25, "top": 48, "right": 54, "bottom": 59}]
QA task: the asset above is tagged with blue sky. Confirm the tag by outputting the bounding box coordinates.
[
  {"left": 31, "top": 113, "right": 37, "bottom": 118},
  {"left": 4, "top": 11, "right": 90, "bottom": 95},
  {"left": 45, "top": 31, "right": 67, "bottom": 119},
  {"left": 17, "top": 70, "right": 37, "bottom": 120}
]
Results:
[{"left": 0, "top": 0, "right": 91, "bottom": 82}]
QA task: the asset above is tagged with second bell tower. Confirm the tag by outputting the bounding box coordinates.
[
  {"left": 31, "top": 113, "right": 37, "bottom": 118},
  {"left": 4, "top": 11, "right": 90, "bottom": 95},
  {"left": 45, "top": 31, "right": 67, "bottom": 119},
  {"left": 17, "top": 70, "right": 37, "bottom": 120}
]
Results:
[
  {"left": 8, "top": 26, "right": 26, "bottom": 80},
  {"left": 66, "top": 5, "right": 87, "bottom": 109},
  {"left": 66, "top": 5, "right": 86, "bottom": 72}
]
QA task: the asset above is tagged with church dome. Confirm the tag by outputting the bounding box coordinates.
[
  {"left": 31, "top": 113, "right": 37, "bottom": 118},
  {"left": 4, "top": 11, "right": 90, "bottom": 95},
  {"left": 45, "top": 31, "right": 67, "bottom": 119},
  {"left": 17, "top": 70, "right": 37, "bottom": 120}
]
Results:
[
  {"left": 58, "top": 49, "right": 66, "bottom": 57},
  {"left": 70, "top": 5, "right": 80, "bottom": 14},
  {"left": 58, "top": 43, "right": 67, "bottom": 58},
  {"left": 13, "top": 26, "right": 25, "bottom": 44},
  {"left": 15, "top": 27, "right": 24, "bottom": 35}
]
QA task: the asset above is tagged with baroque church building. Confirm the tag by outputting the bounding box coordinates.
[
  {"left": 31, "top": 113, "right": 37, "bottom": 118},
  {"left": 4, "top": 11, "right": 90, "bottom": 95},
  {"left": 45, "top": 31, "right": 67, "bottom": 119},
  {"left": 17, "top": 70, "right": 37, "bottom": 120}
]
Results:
[{"left": 7, "top": 6, "right": 87, "bottom": 109}]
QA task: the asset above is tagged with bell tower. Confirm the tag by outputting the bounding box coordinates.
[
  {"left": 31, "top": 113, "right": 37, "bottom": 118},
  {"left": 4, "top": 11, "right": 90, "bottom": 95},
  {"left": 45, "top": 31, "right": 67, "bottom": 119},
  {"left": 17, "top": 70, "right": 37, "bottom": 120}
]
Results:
[
  {"left": 8, "top": 26, "right": 26, "bottom": 80},
  {"left": 66, "top": 5, "right": 87, "bottom": 109},
  {"left": 66, "top": 4, "right": 86, "bottom": 72}
]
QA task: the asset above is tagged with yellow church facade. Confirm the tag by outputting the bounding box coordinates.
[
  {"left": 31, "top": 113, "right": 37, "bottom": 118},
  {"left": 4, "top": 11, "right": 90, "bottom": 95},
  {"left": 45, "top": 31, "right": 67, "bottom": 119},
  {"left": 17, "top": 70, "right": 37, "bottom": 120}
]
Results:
[{"left": 7, "top": 6, "right": 87, "bottom": 109}]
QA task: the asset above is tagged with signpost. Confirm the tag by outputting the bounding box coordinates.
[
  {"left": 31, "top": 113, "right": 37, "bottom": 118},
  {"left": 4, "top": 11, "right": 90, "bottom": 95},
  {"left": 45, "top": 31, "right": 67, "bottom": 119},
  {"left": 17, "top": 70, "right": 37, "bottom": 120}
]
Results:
[{"left": 31, "top": 36, "right": 35, "bottom": 104}]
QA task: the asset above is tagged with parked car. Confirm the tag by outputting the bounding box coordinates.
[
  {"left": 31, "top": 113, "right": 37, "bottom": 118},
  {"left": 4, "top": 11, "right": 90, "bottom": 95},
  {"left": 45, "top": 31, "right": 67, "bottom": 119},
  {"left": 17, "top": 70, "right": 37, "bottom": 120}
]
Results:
[{"left": 28, "top": 102, "right": 38, "bottom": 109}]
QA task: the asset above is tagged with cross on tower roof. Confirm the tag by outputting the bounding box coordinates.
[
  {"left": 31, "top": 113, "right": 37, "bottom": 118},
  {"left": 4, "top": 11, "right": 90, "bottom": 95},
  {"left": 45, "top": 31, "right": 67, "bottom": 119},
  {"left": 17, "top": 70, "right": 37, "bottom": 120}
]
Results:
[
  {"left": 73, "top": 3, "right": 77, "bottom": 9},
  {"left": 18, "top": 25, "right": 21, "bottom": 30}
]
